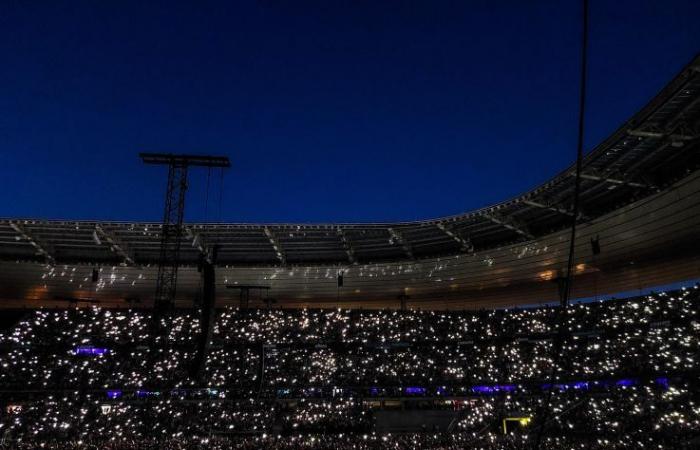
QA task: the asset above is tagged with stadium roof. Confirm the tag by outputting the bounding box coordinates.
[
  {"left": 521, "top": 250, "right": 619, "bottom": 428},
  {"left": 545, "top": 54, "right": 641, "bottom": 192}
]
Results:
[{"left": 0, "top": 55, "right": 699, "bottom": 309}]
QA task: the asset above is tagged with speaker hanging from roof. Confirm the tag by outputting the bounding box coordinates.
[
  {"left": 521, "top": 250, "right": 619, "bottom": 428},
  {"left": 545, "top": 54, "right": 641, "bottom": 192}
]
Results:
[{"left": 591, "top": 236, "right": 601, "bottom": 255}]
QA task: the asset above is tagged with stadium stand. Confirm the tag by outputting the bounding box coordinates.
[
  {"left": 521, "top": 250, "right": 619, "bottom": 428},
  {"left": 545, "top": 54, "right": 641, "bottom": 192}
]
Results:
[{"left": 0, "top": 286, "right": 698, "bottom": 448}]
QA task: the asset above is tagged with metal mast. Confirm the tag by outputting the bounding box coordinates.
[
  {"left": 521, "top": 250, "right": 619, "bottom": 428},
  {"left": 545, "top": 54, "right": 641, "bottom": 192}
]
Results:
[{"left": 141, "top": 153, "right": 230, "bottom": 333}]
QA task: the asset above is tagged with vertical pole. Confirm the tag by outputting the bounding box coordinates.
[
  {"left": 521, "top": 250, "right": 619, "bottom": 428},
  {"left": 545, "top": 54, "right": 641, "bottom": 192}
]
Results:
[
  {"left": 152, "top": 163, "right": 188, "bottom": 339},
  {"left": 239, "top": 287, "right": 250, "bottom": 310},
  {"left": 191, "top": 254, "right": 216, "bottom": 379},
  {"left": 533, "top": 0, "right": 588, "bottom": 448}
]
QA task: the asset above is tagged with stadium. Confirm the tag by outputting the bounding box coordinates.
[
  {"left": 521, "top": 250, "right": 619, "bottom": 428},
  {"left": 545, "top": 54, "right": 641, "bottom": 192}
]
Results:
[{"left": 1, "top": 2, "right": 700, "bottom": 450}]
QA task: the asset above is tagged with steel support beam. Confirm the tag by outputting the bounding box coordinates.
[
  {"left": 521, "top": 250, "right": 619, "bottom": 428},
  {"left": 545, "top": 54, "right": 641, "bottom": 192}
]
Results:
[
  {"left": 523, "top": 200, "right": 576, "bottom": 218},
  {"left": 627, "top": 129, "right": 696, "bottom": 141},
  {"left": 388, "top": 227, "right": 414, "bottom": 259},
  {"left": 9, "top": 222, "right": 54, "bottom": 264},
  {"left": 140, "top": 153, "right": 230, "bottom": 315},
  {"left": 185, "top": 227, "right": 211, "bottom": 264},
  {"left": 264, "top": 227, "right": 286, "bottom": 265},
  {"left": 436, "top": 222, "right": 473, "bottom": 252},
  {"left": 141, "top": 153, "right": 231, "bottom": 168},
  {"left": 577, "top": 172, "right": 649, "bottom": 189},
  {"left": 483, "top": 214, "right": 534, "bottom": 240},
  {"left": 665, "top": 95, "right": 700, "bottom": 131},
  {"left": 153, "top": 163, "right": 188, "bottom": 311},
  {"left": 94, "top": 224, "right": 134, "bottom": 265},
  {"left": 226, "top": 284, "right": 270, "bottom": 310},
  {"left": 398, "top": 293, "right": 410, "bottom": 311},
  {"left": 190, "top": 247, "right": 217, "bottom": 380},
  {"left": 336, "top": 227, "right": 356, "bottom": 264}
]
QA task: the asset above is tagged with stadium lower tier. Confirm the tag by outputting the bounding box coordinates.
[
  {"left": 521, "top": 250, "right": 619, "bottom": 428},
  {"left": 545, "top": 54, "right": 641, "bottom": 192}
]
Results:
[
  {"left": 1, "top": 382, "right": 698, "bottom": 449},
  {"left": 0, "top": 286, "right": 698, "bottom": 448}
]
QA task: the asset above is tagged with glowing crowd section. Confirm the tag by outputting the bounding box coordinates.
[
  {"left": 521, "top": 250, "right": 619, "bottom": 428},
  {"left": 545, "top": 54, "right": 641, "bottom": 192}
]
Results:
[{"left": 0, "top": 286, "right": 698, "bottom": 449}]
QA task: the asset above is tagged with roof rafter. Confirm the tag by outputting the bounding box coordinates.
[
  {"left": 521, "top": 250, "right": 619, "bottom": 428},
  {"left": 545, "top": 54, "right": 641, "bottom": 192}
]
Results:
[
  {"left": 577, "top": 171, "right": 650, "bottom": 189},
  {"left": 9, "top": 221, "right": 55, "bottom": 264},
  {"left": 627, "top": 129, "right": 696, "bottom": 141},
  {"left": 523, "top": 199, "right": 582, "bottom": 219},
  {"left": 483, "top": 213, "right": 534, "bottom": 240},
  {"left": 667, "top": 95, "right": 700, "bottom": 131},
  {"left": 436, "top": 222, "right": 473, "bottom": 252},
  {"left": 336, "top": 227, "right": 357, "bottom": 264},
  {"left": 264, "top": 227, "right": 286, "bottom": 265},
  {"left": 94, "top": 224, "right": 134, "bottom": 265},
  {"left": 185, "top": 226, "right": 212, "bottom": 264},
  {"left": 387, "top": 227, "right": 414, "bottom": 259}
]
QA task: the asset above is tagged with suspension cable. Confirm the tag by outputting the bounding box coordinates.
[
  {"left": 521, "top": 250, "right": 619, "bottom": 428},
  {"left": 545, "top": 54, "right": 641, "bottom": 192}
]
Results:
[
  {"left": 218, "top": 167, "right": 224, "bottom": 222},
  {"left": 532, "top": 0, "right": 589, "bottom": 448},
  {"left": 204, "top": 167, "right": 211, "bottom": 222}
]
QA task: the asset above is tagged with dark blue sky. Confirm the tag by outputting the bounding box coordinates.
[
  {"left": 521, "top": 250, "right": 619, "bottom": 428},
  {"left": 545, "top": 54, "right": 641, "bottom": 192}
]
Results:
[{"left": 1, "top": 1, "right": 698, "bottom": 223}]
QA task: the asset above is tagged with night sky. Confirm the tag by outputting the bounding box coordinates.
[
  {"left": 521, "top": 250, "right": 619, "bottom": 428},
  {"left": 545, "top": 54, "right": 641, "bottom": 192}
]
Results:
[{"left": 1, "top": 1, "right": 698, "bottom": 223}]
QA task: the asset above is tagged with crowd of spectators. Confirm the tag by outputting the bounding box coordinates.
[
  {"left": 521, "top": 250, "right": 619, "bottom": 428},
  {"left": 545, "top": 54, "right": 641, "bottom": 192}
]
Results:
[{"left": 0, "top": 286, "right": 698, "bottom": 449}]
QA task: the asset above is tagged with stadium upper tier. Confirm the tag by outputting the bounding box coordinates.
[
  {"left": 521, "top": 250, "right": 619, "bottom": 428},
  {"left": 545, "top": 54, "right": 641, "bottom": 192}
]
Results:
[{"left": 0, "top": 56, "right": 699, "bottom": 308}]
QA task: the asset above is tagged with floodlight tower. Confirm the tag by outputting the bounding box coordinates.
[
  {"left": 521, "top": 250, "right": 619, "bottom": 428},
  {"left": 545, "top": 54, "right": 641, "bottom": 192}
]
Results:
[{"left": 140, "top": 153, "right": 230, "bottom": 325}]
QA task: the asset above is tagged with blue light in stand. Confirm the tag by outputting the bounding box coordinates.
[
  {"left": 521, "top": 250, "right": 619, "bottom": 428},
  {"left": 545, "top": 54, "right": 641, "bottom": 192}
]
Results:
[
  {"left": 106, "top": 390, "right": 122, "bottom": 399},
  {"left": 655, "top": 377, "right": 669, "bottom": 389},
  {"left": 542, "top": 381, "right": 590, "bottom": 391},
  {"left": 615, "top": 378, "right": 636, "bottom": 387},
  {"left": 74, "top": 346, "right": 109, "bottom": 356},
  {"left": 404, "top": 387, "right": 426, "bottom": 395},
  {"left": 135, "top": 390, "right": 160, "bottom": 398},
  {"left": 472, "top": 384, "right": 516, "bottom": 394}
]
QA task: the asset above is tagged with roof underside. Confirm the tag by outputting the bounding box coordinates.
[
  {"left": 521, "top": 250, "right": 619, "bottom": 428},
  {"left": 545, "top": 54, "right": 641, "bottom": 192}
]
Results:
[{"left": 0, "top": 56, "right": 699, "bottom": 269}]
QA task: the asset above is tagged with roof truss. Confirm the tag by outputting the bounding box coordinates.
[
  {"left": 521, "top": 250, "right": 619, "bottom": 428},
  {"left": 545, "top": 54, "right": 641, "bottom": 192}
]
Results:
[
  {"left": 436, "top": 222, "right": 473, "bottom": 252},
  {"left": 94, "top": 224, "right": 134, "bottom": 266},
  {"left": 483, "top": 213, "right": 534, "bottom": 240},
  {"left": 264, "top": 227, "right": 286, "bottom": 265},
  {"left": 388, "top": 227, "right": 415, "bottom": 259},
  {"left": 9, "top": 221, "right": 55, "bottom": 264},
  {"left": 336, "top": 227, "right": 356, "bottom": 264},
  {"left": 185, "top": 226, "right": 212, "bottom": 264}
]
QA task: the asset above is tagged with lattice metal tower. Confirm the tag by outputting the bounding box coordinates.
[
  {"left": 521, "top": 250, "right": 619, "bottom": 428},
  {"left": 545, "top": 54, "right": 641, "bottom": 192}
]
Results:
[{"left": 140, "top": 153, "right": 230, "bottom": 326}]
